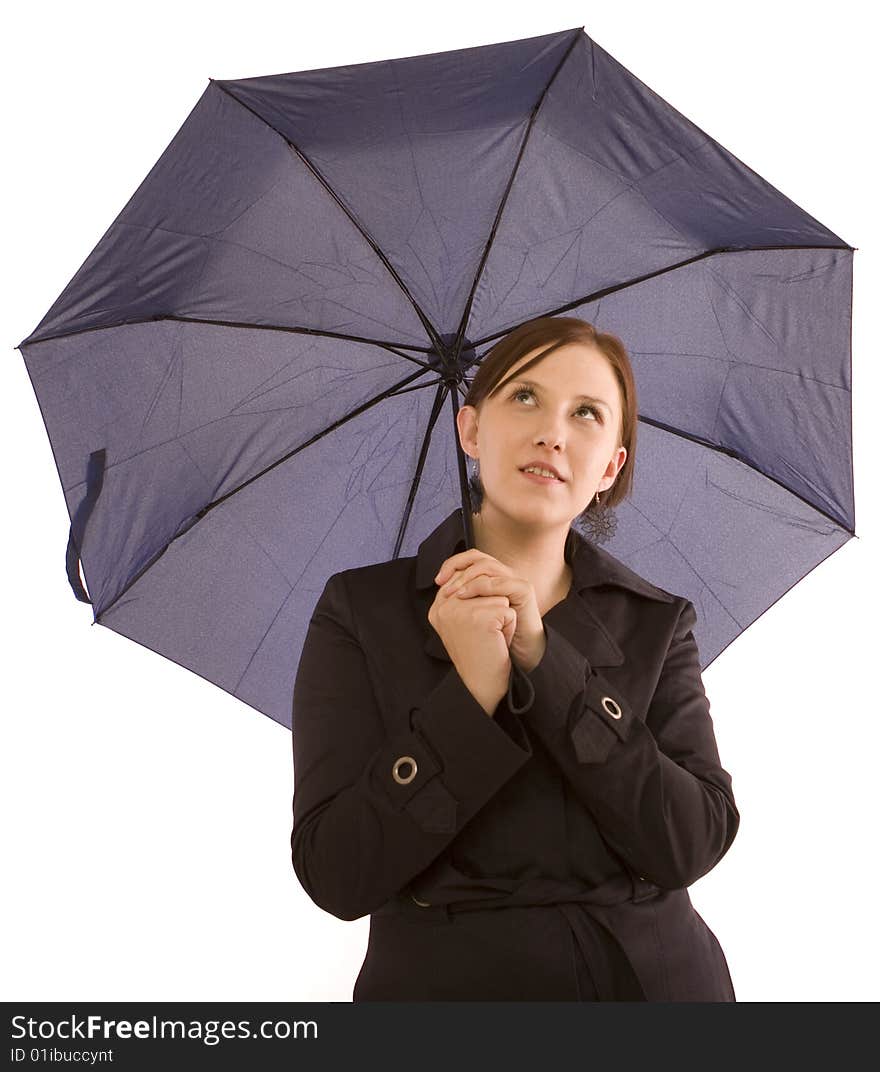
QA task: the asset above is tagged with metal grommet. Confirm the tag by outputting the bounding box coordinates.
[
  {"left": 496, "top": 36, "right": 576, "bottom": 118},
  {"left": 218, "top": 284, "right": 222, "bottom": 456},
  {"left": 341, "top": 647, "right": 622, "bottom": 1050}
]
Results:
[
  {"left": 601, "top": 696, "right": 622, "bottom": 719},
  {"left": 411, "top": 893, "right": 432, "bottom": 907},
  {"left": 392, "top": 755, "right": 418, "bottom": 784}
]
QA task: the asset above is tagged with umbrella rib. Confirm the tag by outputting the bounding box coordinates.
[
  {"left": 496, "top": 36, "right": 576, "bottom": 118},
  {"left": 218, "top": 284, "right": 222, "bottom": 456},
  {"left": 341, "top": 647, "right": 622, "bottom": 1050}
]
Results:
[
  {"left": 17, "top": 314, "right": 437, "bottom": 361},
  {"left": 636, "top": 412, "right": 852, "bottom": 533},
  {"left": 178, "top": 366, "right": 437, "bottom": 512},
  {"left": 466, "top": 243, "right": 855, "bottom": 351},
  {"left": 21, "top": 241, "right": 851, "bottom": 356},
  {"left": 211, "top": 78, "right": 445, "bottom": 357},
  {"left": 700, "top": 535, "right": 856, "bottom": 674},
  {"left": 93, "top": 364, "right": 437, "bottom": 620},
  {"left": 448, "top": 27, "right": 583, "bottom": 368},
  {"left": 391, "top": 380, "right": 450, "bottom": 562},
  {"left": 231, "top": 383, "right": 450, "bottom": 698}
]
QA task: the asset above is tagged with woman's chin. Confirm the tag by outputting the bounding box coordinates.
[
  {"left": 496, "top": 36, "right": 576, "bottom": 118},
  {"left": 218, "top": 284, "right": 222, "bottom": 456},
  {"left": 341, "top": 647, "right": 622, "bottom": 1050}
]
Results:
[{"left": 492, "top": 499, "right": 570, "bottom": 526}]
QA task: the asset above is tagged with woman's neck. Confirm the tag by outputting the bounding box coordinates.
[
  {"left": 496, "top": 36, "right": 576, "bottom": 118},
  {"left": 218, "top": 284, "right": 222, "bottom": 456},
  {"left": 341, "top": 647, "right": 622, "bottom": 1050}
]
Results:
[{"left": 471, "top": 508, "right": 573, "bottom": 615}]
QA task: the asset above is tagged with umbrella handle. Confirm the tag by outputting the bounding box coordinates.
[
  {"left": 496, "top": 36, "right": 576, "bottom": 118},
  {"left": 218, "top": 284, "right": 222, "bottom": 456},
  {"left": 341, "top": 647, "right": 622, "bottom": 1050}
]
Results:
[{"left": 66, "top": 447, "right": 106, "bottom": 605}]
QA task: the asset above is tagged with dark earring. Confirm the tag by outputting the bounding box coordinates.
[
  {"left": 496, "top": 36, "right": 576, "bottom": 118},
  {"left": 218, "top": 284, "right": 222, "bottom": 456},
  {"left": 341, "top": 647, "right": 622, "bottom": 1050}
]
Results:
[
  {"left": 468, "top": 458, "right": 483, "bottom": 514},
  {"left": 572, "top": 488, "right": 618, "bottom": 544}
]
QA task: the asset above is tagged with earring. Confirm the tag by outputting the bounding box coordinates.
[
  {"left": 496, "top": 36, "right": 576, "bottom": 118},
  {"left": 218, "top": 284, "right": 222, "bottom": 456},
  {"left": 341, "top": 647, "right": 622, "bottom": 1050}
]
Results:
[
  {"left": 572, "top": 487, "right": 618, "bottom": 544},
  {"left": 468, "top": 457, "right": 483, "bottom": 514}
]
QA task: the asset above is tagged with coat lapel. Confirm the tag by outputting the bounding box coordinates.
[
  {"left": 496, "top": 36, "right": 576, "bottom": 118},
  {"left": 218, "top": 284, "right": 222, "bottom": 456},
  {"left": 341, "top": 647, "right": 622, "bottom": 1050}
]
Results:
[{"left": 414, "top": 507, "right": 674, "bottom": 670}]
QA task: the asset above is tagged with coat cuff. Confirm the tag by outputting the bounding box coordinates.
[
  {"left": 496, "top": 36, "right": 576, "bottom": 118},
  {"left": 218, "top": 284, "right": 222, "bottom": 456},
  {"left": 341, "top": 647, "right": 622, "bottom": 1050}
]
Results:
[
  {"left": 370, "top": 665, "right": 533, "bottom": 833},
  {"left": 521, "top": 622, "right": 590, "bottom": 727},
  {"left": 408, "top": 665, "right": 533, "bottom": 806},
  {"left": 519, "top": 622, "right": 634, "bottom": 765}
]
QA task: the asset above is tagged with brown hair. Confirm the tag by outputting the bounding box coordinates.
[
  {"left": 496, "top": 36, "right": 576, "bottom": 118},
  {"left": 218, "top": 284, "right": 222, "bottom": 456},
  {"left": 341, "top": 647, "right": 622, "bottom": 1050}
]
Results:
[{"left": 463, "top": 315, "right": 638, "bottom": 523}]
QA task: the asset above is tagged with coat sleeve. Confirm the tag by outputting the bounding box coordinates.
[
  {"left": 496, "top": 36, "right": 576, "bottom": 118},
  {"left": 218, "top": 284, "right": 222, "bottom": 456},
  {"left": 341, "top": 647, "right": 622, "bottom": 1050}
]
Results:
[
  {"left": 290, "top": 570, "right": 534, "bottom": 921},
  {"left": 507, "top": 598, "right": 740, "bottom": 890}
]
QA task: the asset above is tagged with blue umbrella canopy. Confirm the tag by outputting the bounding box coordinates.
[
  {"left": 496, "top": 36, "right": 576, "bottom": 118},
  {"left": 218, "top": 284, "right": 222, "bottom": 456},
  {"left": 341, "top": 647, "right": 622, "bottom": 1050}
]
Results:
[{"left": 16, "top": 26, "right": 855, "bottom": 730}]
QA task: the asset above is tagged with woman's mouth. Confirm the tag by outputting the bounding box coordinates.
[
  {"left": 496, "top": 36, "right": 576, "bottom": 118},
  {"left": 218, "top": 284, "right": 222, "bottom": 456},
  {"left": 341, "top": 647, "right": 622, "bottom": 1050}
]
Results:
[{"left": 520, "top": 469, "right": 564, "bottom": 485}]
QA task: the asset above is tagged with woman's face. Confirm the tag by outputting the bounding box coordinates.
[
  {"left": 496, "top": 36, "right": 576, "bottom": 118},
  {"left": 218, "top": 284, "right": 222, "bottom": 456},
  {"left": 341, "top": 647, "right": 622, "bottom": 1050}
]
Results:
[{"left": 459, "top": 341, "right": 627, "bottom": 525}]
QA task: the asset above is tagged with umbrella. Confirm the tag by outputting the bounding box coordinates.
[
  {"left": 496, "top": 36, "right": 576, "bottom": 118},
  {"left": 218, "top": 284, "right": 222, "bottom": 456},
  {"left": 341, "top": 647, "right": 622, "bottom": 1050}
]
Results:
[{"left": 15, "top": 26, "right": 856, "bottom": 730}]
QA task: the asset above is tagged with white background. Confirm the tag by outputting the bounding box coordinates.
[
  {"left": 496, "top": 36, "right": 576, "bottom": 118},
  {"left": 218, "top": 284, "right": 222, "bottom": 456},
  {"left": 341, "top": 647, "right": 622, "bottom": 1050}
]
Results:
[{"left": 3, "top": 0, "right": 876, "bottom": 1002}]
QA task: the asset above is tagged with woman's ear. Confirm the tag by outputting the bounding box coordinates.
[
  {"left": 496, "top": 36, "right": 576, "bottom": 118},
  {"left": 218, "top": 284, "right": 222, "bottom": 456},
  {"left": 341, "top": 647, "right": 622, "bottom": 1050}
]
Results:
[
  {"left": 456, "top": 404, "right": 479, "bottom": 459},
  {"left": 602, "top": 445, "right": 627, "bottom": 485}
]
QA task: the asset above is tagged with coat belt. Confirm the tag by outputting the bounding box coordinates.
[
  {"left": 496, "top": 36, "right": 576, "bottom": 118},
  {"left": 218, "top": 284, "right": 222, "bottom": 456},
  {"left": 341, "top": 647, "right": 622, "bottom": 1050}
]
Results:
[{"left": 377, "top": 873, "right": 658, "bottom": 1001}]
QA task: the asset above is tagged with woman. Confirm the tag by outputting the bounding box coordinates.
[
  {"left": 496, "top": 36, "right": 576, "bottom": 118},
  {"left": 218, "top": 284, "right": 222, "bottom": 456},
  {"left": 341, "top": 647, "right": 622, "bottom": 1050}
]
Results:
[{"left": 290, "top": 315, "right": 740, "bottom": 1001}]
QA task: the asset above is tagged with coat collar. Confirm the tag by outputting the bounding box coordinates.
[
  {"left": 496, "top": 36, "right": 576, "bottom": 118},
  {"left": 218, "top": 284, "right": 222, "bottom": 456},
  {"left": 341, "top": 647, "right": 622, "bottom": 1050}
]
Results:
[{"left": 414, "top": 507, "right": 674, "bottom": 669}]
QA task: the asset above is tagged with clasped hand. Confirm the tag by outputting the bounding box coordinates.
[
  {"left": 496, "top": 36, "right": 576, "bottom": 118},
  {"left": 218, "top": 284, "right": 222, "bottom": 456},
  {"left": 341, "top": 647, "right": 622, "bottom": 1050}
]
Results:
[{"left": 433, "top": 550, "right": 547, "bottom": 673}]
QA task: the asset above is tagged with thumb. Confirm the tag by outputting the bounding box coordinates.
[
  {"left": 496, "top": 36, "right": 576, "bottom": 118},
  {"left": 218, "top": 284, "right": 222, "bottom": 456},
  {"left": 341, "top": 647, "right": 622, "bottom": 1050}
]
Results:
[{"left": 501, "top": 606, "right": 516, "bottom": 647}]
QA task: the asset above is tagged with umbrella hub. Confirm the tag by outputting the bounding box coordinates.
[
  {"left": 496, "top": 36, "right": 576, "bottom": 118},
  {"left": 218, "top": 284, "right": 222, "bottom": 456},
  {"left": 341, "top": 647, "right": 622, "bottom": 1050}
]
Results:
[{"left": 428, "top": 332, "right": 479, "bottom": 386}]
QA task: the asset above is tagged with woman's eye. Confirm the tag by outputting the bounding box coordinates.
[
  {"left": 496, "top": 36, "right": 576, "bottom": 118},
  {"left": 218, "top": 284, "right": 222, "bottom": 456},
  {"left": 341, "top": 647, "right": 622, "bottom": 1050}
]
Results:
[{"left": 512, "top": 388, "right": 599, "bottom": 421}]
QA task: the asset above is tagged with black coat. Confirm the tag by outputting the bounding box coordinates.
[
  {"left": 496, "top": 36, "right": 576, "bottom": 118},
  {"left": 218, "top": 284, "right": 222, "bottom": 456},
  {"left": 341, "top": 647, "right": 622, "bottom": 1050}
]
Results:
[{"left": 291, "top": 507, "right": 740, "bottom": 1001}]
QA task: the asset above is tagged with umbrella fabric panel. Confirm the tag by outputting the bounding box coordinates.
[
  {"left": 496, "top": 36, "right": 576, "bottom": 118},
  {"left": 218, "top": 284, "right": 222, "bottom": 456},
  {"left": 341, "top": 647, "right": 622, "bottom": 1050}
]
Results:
[
  {"left": 92, "top": 375, "right": 446, "bottom": 727},
  {"left": 213, "top": 28, "right": 578, "bottom": 335},
  {"left": 470, "top": 32, "right": 849, "bottom": 343},
  {"left": 20, "top": 82, "right": 428, "bottom": 349},
  {"left": 582, "top": 421, "right": 850, "bottom": 669},
  {"left": 544, "top": 247, "right": 854, "bottom": 532},
  {"left": 21, "top": 320, "right": 435, "bottom": 617}
]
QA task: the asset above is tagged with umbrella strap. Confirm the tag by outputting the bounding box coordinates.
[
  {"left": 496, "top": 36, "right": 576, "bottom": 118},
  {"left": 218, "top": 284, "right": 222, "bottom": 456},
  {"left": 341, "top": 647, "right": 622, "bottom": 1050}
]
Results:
[
  {"left": 65, "top": 447, "right": 106, "bottom": 605},
  {"left": 507, "top": 659, "right": 535, "bottom": 714}
]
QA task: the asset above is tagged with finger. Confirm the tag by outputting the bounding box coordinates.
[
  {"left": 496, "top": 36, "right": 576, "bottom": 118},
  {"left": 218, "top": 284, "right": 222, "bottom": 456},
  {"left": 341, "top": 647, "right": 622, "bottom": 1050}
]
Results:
[
  {"left": 436, "top": 566, "right": 469, "bottom": 598},
  {"left": 434, "top": 551, "right": 479, "bottom": 585},
  {"left": 441, "top": 558, "right": 509, "bottom": 594},
  {"left": 441, "top": 564, "right": 484, "bottom": 594},
  {"left": 434, "top": 549, "right": 496, "bottom": 585},
  {"left": 452, "top": 573, "right": 496, "bottom": 597},
  {"left": 447, "top": 568, "right": 526, "bottom": 608},
  {"left": 467, "top": 595, "right": 513, "bottom": 621}
]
